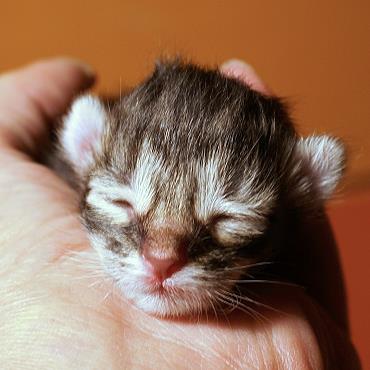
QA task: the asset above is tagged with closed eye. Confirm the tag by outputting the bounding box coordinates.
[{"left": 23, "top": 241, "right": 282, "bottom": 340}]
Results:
[
  {"left": 112, "top": 199, "right": 135, "bottom": 218},
  {"left": 210, "top": 213, "right": 259, "bottom": 246},
  {"left": 86, "top": 177, "right": 139, "bottom": 225},
  {"left": 112, "top": 199, "right": 133, "bottom": 209}
]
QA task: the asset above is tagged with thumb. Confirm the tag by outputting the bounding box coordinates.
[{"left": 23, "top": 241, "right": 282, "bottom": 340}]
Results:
[{"left": 0, "top": 58, "right": 95, "bottom": 155}]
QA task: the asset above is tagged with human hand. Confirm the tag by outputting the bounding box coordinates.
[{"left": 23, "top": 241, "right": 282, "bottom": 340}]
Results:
[{"left": 0, "top": 59, "right": 359, "bottom": 369}]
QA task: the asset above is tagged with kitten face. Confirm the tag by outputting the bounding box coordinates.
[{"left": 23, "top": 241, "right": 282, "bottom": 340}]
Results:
[
  {"left": 83, "top": 148, "right": 278, "bottom": 316},
  {"left": 59, "top": 61, "right": 345, "bottom": 316}
]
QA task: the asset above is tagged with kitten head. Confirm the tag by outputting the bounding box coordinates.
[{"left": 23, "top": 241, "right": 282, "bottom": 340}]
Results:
[{"left": 59, "top": 61, "right": 345, "bottom": 316}]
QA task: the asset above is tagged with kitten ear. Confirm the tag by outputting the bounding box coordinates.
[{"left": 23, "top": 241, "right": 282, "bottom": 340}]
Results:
[
  {"left": 293, "top": 135, "right": 346, "bottom": 202},
  {"left": 60, "top": 94, "right": 106, "bottom": 173}
]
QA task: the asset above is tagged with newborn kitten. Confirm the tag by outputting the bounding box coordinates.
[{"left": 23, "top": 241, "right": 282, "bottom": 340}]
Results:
[{"left": 56, "top": 60, "right": 345, "bottom": 317}]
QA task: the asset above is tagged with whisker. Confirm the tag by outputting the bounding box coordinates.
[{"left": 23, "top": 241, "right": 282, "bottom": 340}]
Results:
[
  {"left": 227, "top": 279, "right": 301, "bottom": 288},
  {"left": 223, "top": 288, "right": 286, "bottom": 317},
  {"left": 221, "top": 261, "right": 276, "bottom": 271},
  {"left": 214, "top": 291, "right": 268, "bottom": 324},
  {"left": 208, "top": 293, "right": 219, "bottom": 320}
]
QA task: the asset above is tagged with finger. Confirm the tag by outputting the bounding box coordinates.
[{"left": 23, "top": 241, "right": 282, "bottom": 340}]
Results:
[
  {"left": 220, "top": 59, "right": 271, "bottom": 95},
  {"left": 0, "top": 58, "right": 95, "bottom": 154}
]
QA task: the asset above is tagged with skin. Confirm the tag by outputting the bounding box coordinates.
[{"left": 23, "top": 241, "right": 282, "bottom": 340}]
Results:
[{"left": 0, "top": 59, "right": 360, "bottom": 369}]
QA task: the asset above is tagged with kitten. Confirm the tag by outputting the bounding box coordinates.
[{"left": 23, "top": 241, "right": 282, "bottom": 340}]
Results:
[{"left": 56, "top": 60, "right": 345, "bottom": 317}]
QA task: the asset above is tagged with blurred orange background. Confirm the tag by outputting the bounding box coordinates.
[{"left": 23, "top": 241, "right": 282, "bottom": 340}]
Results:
[{"left": 1, "top": 0, "right": 369, "bottom": 367}]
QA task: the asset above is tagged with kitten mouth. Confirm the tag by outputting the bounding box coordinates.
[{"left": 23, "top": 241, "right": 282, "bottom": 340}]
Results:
[
  {"left": 117, "top": 275, "right": 212, "bottom": 317},
  {"left": 145, "top": 279, "right": 180, "bottom": 296},
  {"left": 139, "top": 287, "right": 199, "bottom": 317},
  {"left": 115, "top": 266, "right": 212, "bottom": 316},
  {"left": 141, "top": 278, "right": 195, "bottom": 303}
]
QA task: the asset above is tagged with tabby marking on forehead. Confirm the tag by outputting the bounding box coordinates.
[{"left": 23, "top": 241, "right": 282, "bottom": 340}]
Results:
[
  {"left": 195, "top": 154, "right": 224, "bottom": 222},
  {"left": 131, "top": 139, "right": 168, "bottom": 214}
]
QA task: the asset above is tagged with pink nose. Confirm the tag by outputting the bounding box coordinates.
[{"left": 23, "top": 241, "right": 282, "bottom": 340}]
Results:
[{"left": 142, "top": 246, "right": 187, "bottom": 282}]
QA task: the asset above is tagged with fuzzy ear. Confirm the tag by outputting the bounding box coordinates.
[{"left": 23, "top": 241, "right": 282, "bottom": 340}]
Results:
[
  {"left": 294, "top": 135, "right": 346, "bottom": 201},
  {"left": 60, "top": 95, "right": 106, "bottom": 173}
]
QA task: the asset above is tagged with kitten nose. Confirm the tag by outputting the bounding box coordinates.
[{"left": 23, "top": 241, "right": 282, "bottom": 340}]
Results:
[{"left": 142, "top": 246, "right": 187, "bottom": 281}]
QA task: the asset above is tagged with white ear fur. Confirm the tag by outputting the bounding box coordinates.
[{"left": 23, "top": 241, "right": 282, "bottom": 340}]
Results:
[
  {"left": 296, "top": 135, "right": 345, "bottom": 200},
  {"left": 60, "top": 95, "right": 106, "bottom": 172}
]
